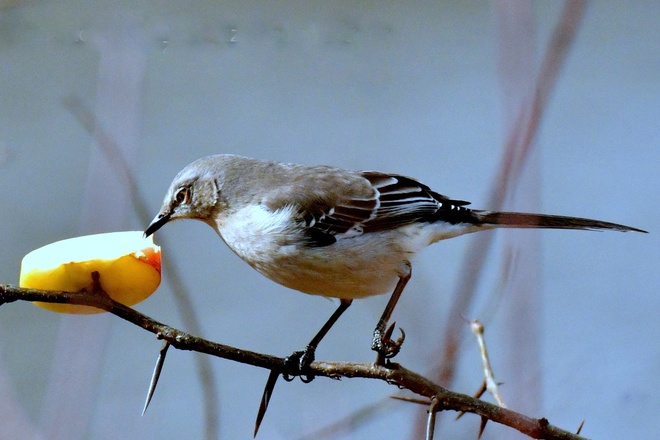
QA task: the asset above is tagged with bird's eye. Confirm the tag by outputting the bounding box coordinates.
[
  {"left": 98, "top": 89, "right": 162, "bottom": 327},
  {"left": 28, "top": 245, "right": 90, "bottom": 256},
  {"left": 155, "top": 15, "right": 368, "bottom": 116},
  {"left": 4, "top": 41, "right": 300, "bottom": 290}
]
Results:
[{"left": 175, "top": 187, "right": 191, "bottom": 204}]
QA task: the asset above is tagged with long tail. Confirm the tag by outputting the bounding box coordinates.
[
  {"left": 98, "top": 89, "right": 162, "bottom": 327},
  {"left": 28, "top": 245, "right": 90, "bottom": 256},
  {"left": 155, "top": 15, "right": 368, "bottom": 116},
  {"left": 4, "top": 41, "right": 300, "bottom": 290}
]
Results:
[{"left": 473, "top": 211, "right": 647, "bottom": 233}]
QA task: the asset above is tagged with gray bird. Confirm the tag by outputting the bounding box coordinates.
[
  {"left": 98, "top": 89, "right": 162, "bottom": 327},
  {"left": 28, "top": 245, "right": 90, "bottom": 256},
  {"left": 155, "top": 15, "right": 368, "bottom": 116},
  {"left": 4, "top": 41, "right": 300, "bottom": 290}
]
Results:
[{"left": 145, "top": 154, "right": 645, "bottom": 375}]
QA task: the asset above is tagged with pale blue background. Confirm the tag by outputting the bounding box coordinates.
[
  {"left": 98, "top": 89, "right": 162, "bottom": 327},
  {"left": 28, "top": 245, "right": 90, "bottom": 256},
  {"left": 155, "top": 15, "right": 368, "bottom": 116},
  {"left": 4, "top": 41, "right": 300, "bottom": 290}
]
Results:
[{"left": 0, "top": 1, "right": 657, "bottom": 439}]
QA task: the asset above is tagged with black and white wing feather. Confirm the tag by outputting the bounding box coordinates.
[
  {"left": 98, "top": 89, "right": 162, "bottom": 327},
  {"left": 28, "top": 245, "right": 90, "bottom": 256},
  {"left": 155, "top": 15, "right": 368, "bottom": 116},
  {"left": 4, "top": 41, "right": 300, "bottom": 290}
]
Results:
[
  {"left": 299, "top": 172, "right": 477, "bottom": 246},
  {"left": 359, "top": 172, "right": 475, "bottom": 231}
]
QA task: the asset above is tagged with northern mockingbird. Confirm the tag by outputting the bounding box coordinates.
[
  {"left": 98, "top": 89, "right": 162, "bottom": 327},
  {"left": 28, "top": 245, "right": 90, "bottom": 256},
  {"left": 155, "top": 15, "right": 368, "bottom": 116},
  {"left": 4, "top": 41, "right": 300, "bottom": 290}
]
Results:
[{"left": 145, "top": 154, "right": 645, "bottom": 376}]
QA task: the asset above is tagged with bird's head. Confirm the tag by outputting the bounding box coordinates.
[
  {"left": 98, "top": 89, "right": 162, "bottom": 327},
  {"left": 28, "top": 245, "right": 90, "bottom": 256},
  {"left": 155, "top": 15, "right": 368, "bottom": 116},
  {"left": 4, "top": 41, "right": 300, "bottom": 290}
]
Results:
[{"left": 145, "top": 157, "right": 227, "bottom": 237}]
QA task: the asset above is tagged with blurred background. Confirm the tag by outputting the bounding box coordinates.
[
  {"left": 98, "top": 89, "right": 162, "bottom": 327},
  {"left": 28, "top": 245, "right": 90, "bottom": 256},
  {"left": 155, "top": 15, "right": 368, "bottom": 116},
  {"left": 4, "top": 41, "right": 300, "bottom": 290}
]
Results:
[{"left": 0, "top": 1, "right": 658, "bottom": 439}]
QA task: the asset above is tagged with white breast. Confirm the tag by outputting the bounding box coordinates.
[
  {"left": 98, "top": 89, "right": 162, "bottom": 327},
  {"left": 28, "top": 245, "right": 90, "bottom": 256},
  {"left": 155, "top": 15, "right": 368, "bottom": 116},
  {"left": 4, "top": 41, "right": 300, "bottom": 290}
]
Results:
[
  {"left": 215, "top": 204, "right": 424, "bottom": 299},
  {"left": 217, "top": 204, "right": 299, "bottom": 261}
]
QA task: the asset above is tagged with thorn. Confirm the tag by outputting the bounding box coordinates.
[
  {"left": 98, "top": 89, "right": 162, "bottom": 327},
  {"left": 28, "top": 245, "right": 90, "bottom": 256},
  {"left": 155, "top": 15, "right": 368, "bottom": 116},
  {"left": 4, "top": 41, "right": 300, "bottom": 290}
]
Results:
[
  {"left": 425, "top": 396, "right": 441, "bottom": 440},
  {"left": 473, "top": 381, "right": 487, "bottom": 399},
  {"left": 142, "top": 340, "right": 171, "bottom": 415},
  {"left": 576, "top": 419, "right": 585, "bottom": 435},
  {"left": 389, "top": 395, "right": 429, "bottom": 406},
  {"left": 254, "top": 369, "right": 279, "bottom": 437},
  {"left": 477, "top": 415, "right": 488, "bottom": 439}
]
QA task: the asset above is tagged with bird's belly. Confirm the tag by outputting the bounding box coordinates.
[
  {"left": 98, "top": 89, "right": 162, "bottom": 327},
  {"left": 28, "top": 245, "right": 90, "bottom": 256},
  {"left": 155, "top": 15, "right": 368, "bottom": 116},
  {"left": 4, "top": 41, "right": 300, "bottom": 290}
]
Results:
[
  {"left": 217, "top": 207, "right": 428, "bottom": 299},
  {"left": 258, "top": 247, "right": 403, "bottom": 299},
  {"left": 226, "top": 232, "right": 409, "bottom": 299},
  {"left": 260, "top": 250, "right": 403, "bottom": 299}
]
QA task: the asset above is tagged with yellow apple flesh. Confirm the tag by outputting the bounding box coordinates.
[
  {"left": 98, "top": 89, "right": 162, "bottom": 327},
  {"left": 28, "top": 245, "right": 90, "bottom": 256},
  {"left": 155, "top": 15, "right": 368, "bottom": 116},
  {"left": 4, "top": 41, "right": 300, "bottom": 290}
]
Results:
[{"left": 19, "top": 231, "right": 161, "bottom": 314}]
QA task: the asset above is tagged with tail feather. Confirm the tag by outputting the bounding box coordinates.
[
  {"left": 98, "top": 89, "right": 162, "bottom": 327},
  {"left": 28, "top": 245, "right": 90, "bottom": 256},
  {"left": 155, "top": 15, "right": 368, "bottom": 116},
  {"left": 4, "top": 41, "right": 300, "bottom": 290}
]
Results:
[{"left": 474, "top": 211, "right": 647, "bottom": 233}]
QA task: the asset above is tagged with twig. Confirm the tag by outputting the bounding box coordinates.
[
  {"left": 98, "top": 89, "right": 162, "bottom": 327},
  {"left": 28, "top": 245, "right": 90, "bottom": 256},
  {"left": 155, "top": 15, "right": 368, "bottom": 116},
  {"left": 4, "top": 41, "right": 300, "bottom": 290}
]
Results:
[
  {"left": 470, "top": 320, "right": 506, "bottom": 408},
  {"left": 0, "top": 284, "right": 589, "bottom": 440}
]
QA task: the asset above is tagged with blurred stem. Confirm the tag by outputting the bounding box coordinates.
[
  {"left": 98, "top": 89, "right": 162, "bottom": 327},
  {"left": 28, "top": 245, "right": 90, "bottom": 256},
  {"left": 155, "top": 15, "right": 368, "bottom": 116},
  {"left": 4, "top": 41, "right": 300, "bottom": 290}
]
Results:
[{"left": 437, "top": 0, "right": 587, "bottom": 388}]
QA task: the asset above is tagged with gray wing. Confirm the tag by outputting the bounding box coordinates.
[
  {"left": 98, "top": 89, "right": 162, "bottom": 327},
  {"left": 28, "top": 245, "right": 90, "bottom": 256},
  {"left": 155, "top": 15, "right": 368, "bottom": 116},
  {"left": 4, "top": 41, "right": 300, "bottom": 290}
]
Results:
[{"left": 299, "top": 171, "right": 475, "bottom": 246}]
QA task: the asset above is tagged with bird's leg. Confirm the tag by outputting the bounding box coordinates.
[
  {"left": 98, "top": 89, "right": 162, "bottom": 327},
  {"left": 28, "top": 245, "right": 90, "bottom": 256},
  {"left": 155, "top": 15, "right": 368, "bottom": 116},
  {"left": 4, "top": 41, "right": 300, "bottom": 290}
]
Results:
[
  {"left": 283, "top": 299, "right": 352, "bottom": 382},
  {"left": 372, "top": 261, "right": 411, "bottom": 364}
]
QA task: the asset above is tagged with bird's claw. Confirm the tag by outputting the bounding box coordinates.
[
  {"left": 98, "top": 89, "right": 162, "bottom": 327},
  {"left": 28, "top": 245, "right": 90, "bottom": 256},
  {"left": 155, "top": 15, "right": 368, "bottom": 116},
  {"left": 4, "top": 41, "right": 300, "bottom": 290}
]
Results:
[
  {"left": 282, "top": 346, "right": 316, "bottom": 383},
  {"left": 372, "top": 322, "right": 406, "bottom": 363}
]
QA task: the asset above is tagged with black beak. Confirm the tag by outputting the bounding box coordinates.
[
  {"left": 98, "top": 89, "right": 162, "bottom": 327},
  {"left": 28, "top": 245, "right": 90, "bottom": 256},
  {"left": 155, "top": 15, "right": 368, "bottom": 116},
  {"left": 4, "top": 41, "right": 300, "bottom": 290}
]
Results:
[{"left": 145, "top": 211, "right": 171, "bottom": 237}]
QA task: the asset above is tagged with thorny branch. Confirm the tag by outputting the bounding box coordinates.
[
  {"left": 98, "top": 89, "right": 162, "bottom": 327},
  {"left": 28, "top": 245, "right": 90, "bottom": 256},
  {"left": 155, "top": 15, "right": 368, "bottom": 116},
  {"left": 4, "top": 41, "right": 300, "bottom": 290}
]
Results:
[{"left": 0, "top": 284, "right": 588, "bottom": 440}]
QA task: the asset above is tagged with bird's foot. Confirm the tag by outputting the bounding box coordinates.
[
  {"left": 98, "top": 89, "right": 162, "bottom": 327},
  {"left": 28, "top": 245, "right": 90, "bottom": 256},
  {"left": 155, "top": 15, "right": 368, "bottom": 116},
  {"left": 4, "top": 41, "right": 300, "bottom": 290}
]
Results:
[
  {"left": 372, "top": 322, "right": 406, "bottom": 365},
  {"left": 282, "top": 345, "right": 316, "bottom": 383}
]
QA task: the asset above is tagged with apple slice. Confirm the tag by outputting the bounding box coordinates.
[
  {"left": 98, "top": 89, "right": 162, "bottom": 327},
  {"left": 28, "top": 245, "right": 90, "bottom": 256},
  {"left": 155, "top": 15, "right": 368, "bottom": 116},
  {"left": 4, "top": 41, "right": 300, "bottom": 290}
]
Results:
[{"left": 20, "top": 231, "right": 161, "bottom": 314}]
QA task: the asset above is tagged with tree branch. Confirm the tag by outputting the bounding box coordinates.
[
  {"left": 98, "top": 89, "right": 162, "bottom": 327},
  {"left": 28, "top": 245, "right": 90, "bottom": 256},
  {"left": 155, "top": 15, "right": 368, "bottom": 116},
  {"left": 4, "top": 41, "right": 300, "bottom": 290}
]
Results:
[{"left": 0, "top": 284, "right": 587, "bottom": 440}]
